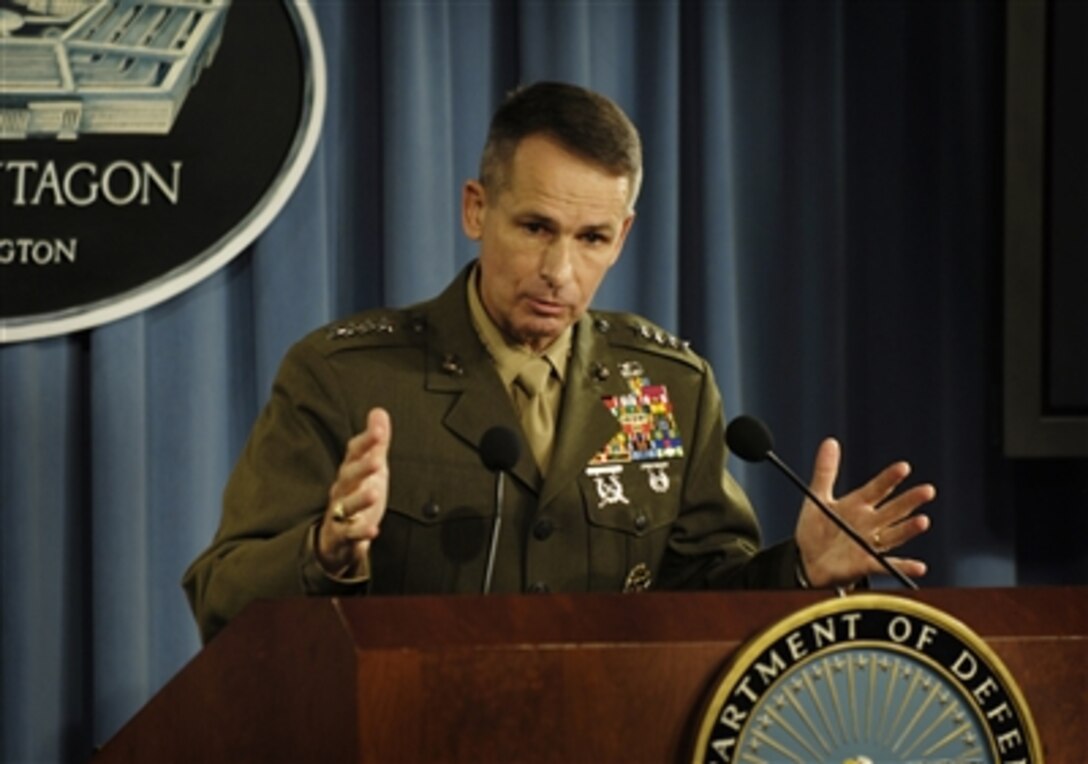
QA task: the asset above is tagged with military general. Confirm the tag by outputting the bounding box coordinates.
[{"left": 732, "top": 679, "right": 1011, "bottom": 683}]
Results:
[{"left": 183, "top": 82, "right": 935, "bottom": 643}]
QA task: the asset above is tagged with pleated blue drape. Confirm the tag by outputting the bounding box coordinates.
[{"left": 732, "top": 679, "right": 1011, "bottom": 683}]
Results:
[{"left": 2, "top": 1, "right": 1084, "bottom": 761}]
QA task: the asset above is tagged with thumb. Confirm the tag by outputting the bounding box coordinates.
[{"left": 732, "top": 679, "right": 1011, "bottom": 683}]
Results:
[
  {"left": 808, "top": 437, "right": 841, "bottom": 501},
  {"left": 366, "top": 407, "right": 392, "bottom": 449}
]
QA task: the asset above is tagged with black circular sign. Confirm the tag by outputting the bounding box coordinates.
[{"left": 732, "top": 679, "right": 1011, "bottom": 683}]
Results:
[{"left": 0, "top": 0, "right": 325, "bottom": 342}]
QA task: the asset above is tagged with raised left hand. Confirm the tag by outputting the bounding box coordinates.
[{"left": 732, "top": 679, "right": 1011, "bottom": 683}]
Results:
[{"left": 795, "top": 437, "right": 935, "bottom": 588}]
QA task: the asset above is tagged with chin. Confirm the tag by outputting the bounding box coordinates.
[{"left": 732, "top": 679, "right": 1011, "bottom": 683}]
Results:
[{"left": 512, "top": 321, "right": 567, "bottom": 349}]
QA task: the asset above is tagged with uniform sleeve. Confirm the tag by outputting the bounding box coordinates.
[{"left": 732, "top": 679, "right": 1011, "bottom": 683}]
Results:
[
  {"left": 181, "top": 340, "right": 368, "bottom": 643},
  {"left": 654, "top": 361, "right": 800, "bottom": 590}
]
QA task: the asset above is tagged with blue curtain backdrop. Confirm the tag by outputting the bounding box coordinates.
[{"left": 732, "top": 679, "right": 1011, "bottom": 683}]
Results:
[{"left": 1, "top": 1, "right": 1085, "bottom": 761}]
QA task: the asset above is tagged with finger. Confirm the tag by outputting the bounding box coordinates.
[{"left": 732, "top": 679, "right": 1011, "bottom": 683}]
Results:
[
  {"left": 335, "top": 408, "right": 392, "bottom": 495},
  {"left": 339, "top": 452, "right": 390, "bottom": 512},
  {"left": 851, "top": 460, "right": 912, "bottom": 507},
  {"left": 355, "top": 472, "right": 387, "bottom": 508},
  {"left": 345, "top": 407, "right": 393, "bottom": 460},
  {"left": 343, "top": 430, "right": 378, "bottom": 464},
  {"left": 873, "top": 513, "right": 931, "bottom": 551},
  {"left": 808, "top": 438, "right": 841, "bottom": 500},
  {"left": 341, "top": 489, "right": 383, "bottom": 537},
  {"left": 326, "top": 496, "right": 380, "bottom": 537},
  {"left": 341, "top": 515, "right": 381, "bottom": 542},
  {"left": 329, "top": 475, "right": 377, "bottom": 519},
  {"left": 366, "top": 407, "right": 392, "bottom": 452},
  {"left": 873, "top": 555, "right": 927, "bottom": 579},
  {"left": 344, "top": 431, "right": 378, "bottom": 463},
  {"left": 336, "top": 456, "right": 368, "bottom": 487},
  {"left": 875, "top": 483, "right": 937, "bottom": 524},
  {"left": 335, "top": 445, "right": 388, "bottom": 489},
  {"left": 327, "top": 495, "right": 355, "bottom": 524}
]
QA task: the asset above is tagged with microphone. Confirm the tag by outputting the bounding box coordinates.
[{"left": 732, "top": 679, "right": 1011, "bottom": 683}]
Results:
[
  {"left": 478, "top": 426, "right": 521, "bottom": 593},
  {"left": 725, "top": 415, "right": 918, "bottom": 590}
]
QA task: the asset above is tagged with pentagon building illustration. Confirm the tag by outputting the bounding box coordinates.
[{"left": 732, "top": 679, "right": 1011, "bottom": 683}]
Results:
[{"left": 0, "top": 0, "right": 231, "bottom": 139}]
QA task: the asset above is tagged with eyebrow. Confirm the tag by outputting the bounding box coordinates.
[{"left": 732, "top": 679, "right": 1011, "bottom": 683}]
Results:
[{"left": 515, "top": 211, "right": 618, "bottom": 234}]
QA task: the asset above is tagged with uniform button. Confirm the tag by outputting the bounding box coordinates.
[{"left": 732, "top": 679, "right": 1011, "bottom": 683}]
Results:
[
  {"left": 532, "top": 518, "right": 554, "bottom": 540},
  {"left": 528, "top": 582, "right": 550, "bottom": 593},
  {"left": 422, "top": 501, "right": 440, "bottom": 519},
  {"left": 634, "top": 514, "right": 648, "bottom": 532}
]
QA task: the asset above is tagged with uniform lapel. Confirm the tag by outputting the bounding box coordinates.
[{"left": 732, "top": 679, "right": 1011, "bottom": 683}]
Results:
[
  {"left": 423, "top": 265, "right": 541, "bottom": 491},
  {"left": 539, "top": 314, "right": 627, "bottom": 508},
  {"left": 443, "top": 381, "right": 540, "bottom": 491}
]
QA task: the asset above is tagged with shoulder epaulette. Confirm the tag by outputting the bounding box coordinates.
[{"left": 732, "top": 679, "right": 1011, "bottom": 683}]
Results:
[
  {"left": 590, "top": 310, "right": 701, "bottom": 369},
  {"left": 311, "top": 309, "right": 428, "bottom": 353}
]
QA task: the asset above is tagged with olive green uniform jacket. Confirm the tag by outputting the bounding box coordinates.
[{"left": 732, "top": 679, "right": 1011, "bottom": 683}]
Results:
[{"left": 183, "top": 264, "right": 800, "bottom": 642}]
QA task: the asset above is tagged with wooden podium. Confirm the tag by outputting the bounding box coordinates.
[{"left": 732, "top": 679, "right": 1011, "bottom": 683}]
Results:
[{"left": 96, "top": 587, "right": 1085, "bottom": 762}]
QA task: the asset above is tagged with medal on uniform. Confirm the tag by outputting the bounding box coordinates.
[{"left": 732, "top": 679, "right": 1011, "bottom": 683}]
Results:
[
  {"left": 585, "top": 465, "right": 630, "bottom": 508},
  {"left": 640, "top": 461, "right": 670, "bottom": 493}
]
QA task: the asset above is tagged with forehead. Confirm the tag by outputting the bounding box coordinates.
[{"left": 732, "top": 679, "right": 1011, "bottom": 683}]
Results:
[{"left": 499, "top": 134, "right": 633, "bottom": 220}]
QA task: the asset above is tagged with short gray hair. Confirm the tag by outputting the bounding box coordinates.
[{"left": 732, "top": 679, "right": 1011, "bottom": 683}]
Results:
[{"left": 479, "top": 82, "right": 643, "bottom": 209}]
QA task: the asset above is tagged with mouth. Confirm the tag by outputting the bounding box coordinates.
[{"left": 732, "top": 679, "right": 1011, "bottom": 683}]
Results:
[{"left": 525, "top": 296, "right": 566, "bottom": 317}]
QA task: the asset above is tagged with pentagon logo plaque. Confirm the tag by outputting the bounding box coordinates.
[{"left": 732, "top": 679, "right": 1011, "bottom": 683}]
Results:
[{"left": 0, "top": 0, "right": 326, "bottom": 342}]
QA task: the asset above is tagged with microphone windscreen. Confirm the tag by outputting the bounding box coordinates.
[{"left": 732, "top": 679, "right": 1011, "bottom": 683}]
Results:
[
  {"left": 725, "top": 415, "right": 774, "bottom": 462},
  {"left": 479, "top": 426, "right": 521, "bottom": 472}
]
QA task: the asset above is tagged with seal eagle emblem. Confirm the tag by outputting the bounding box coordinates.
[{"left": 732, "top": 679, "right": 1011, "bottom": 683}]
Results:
[{"left": 692, "top": 594, "right": 1041, "bottom": 763}]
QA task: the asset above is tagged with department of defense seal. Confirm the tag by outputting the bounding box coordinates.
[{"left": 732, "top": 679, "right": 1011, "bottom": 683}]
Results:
[{"left": 692, "top": 594, "right": 1041, "bottom": 764}]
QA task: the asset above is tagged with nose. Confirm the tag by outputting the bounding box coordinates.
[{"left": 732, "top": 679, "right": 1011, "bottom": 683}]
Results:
[{"left": 540, "top": 237, "right": 574, "bottom": 288}]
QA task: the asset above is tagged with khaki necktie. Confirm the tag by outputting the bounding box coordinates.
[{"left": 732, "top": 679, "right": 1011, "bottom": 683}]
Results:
[{"left": 515, "top": 356, "right": 556, "bottom": 475}]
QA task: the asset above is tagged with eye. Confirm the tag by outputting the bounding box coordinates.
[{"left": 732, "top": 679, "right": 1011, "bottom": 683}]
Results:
[
  {"left": 580, "top": 231, "right": 609, "bottom": 245},
  {"left": 522, "top": 221, "right": 545, "bottom": 235}
]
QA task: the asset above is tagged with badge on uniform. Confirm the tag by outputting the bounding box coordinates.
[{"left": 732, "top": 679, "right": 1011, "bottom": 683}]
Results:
[
  {"left": 585, "top": 465, "right": 630, "bottom": 508},
  {"left": 623, "top": 562, "right": 653, "bottom": 593}
]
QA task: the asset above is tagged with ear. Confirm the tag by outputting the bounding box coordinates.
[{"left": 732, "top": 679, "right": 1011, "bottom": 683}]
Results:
[
  {"left": 608, "top": 212, "right": 637, "bottom": 266},
  {"left": 461, "top": 180, "right": 487, "bottom": 240}
]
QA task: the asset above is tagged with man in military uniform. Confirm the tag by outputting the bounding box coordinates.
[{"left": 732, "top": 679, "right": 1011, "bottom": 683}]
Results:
[{"left": 184, "top": 82, "right": 934, "bottom": 643}]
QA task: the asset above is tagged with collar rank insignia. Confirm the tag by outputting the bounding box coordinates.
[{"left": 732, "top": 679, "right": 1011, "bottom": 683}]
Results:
[{"left": 590, "top": 363, "right": 684, "bottom": 465}]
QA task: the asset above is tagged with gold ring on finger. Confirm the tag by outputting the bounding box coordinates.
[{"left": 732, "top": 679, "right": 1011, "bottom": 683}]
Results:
[{"left": 332, "top": 500, "right": 348, "bottom": 522}]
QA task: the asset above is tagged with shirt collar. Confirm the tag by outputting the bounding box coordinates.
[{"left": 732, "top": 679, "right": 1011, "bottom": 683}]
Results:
[{"left": 466, "top": 264, "right": 572, "bottom": 388}]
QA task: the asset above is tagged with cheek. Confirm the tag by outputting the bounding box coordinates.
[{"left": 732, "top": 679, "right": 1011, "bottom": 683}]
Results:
[
  {"left": 482, "top": 229, "right": 529, "bottom": 271},
  {"left": 480, "top": 256, "right": 522, "bottom": 310}
]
